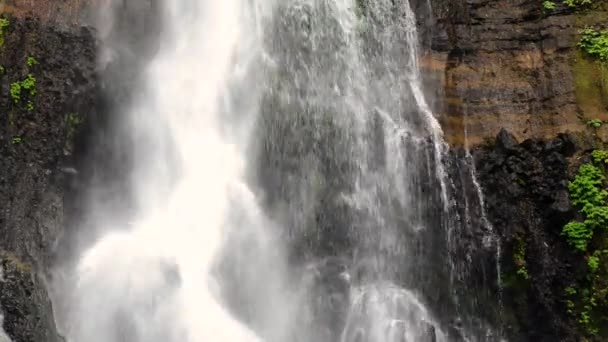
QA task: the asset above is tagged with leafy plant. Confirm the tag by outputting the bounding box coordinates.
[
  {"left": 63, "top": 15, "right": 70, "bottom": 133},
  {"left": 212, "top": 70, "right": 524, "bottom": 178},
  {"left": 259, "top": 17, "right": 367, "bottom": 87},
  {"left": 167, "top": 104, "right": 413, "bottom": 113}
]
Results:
[
  {"left": 579, "top": 28, "right": 608, "bottom": 62},
  {"left": 588, "top": 254, "right": 600, "bottom": 273},
  {"left": 11, "top": 137, "right": 22, "bottom": 144},
  {"left": 26, "top": 57, "right": 38, "bottom": 67},
  {"left": 563, "top": 163, "right": 608, "bottom": 251},
  {"left": 563, "top": 152, "right": 608, "bottom": 336},
  {"left": 592, "top": 150, "right": 608, "bottom": 164},
  {"left": 10, "top": 82, "right": 21, "bottom": 103},
  {"left": 543, "top": 1, "right": 557, "bottom": 10},
  {"left": 587, "top": 119, "right": 603, "bottom": 128},
  {"left": 10, "top": 74, "right": 37, "bottom": 104},
  {"left": 564, "top": 0, "right": 592, "bottom": 8}
]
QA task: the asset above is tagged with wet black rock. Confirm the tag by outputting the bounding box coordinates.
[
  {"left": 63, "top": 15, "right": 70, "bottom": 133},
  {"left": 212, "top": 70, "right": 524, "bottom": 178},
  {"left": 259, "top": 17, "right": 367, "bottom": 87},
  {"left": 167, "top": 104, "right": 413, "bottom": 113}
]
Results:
[
  {"left": 0, "top": 17, "right": 97, "bottom": 341},
  {"left": 0, "top": 253, "right": 63, "bottom": 342},
  {"left": 471, "top": 130, "right": 580, "bottom": 341}
]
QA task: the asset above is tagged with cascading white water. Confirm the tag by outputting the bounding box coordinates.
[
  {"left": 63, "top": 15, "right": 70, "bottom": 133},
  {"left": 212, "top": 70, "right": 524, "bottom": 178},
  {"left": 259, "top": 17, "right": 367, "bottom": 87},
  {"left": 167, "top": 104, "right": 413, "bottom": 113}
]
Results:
[
  {"left": 55, "top": 1, "right": 287, "bottom": 341},
  {"left": 50, "top": 0, "right": 507, "bottom": 341}
]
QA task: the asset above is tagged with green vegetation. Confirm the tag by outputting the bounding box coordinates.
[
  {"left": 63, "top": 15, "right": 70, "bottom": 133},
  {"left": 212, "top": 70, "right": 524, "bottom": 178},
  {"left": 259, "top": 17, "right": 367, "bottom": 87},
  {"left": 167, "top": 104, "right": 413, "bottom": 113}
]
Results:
[
  {"left": 592, "top": 150, "right": 608, "bottom": 164},
  {"left": 0, "top": 18, "right": 9, "bottom": 48},
  {"left": 563, "top": 150, "right": 608, "bottom": 336},
  {"left": 588, "top": 253, "right": 600, "bottom": 273},
  {"left": 543, "top": 0, "right": 593, "bottom": 11},
  {"left": 10, "top": 74, "right": 37, "bottom": 104},
  {"left": 65, "top": 112, "right": 83, "bottom": 141},
  {"left": 564, "top": 0, "right": 592, "bottom": 8},
  {"left": 562, "top": 162, "right": 608, "bottom": 251},
  {"left": 543, "top": 1, "right": 557, "bottom": 10},
  {"left": 9, "top": 57, "right": 40, "bottom": 111},
  {"left": 587, "top": 119, "right": 603, "bottom": 128},
  {"left": 0, "top": 251, "right": 32, "bottom": 273},
  {"left": 579, "top": 28, "right": 608, "bottom": 62},
  {"left": 11, "top": 137, "right": 22, "bottom": 145},
  {"left": 26, "top": 57, "right": 38, "bottom": 67},
  {"left": 513, "top": 238, "right": 530, "bottom": 280}
]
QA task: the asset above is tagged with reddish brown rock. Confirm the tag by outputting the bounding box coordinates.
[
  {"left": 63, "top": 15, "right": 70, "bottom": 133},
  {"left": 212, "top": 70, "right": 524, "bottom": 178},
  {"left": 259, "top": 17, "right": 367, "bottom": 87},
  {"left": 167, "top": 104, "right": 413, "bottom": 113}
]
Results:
[{"left": 429, "top": 0, "right": 608, "bottom": 147}]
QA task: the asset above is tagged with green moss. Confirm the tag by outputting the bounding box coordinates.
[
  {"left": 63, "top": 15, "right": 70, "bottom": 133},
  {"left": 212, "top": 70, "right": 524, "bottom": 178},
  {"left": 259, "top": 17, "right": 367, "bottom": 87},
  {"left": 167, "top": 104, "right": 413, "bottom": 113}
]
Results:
[
  {"left": 574, "top": 52, "right": 608, "bottom": 121},
  {"left": 65, "top": 112, "right": 83, "bottom": 141},
  {"left": 0, "top": 251, "right": 31, "bottom": 273},
  {"left": 0, "top": 18, "right": 9, "bottom": 48}
]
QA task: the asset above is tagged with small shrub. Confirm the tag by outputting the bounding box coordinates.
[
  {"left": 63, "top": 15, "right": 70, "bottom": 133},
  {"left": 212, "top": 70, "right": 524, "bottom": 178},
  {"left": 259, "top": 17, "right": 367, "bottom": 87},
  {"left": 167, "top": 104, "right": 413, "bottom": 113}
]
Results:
[
  {"left": 592, "top": 150, "right": 608, "bottom": 164},
  {"left": 579, "top": 28, "right": 608, "bottom": 62},
  {"left": 11, "top": 137, "right": 22, "bottom": 144},
  {"left": 563, "top": 163, "right": 608, "bottom": 251},
  {"left": 21, "top": 74, "right": 36, "bottom": 95},
  {"left": 563, "top": 150, "right": 608, "bottom": 337},
  {"left": 10, "top": 74, "right": 37, "bottom": 104},
  {"left": 588, "top": 254, "right": 600, "bottom": 273},
  {"left": 563, "top": 221, "right": 594, "bottom": 251}
]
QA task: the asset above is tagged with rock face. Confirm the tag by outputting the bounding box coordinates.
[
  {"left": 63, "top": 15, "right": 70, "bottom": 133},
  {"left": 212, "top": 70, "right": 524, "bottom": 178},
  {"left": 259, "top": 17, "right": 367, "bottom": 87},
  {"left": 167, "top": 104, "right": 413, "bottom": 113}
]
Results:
[
  {"left": 471, "top": 130, "right": 580, "bottom": 340},
  {"left": 0, "top": 0, "right": 606, "bottom": 341},
  {"left": 0, "top": 15, "right": 97, "bottom": 341},
  {"left": 425, "top": 1, "right": 608, "bottom": 339},
  {"left": 429, "top": 0, "right": 608, "bottom": 146}
]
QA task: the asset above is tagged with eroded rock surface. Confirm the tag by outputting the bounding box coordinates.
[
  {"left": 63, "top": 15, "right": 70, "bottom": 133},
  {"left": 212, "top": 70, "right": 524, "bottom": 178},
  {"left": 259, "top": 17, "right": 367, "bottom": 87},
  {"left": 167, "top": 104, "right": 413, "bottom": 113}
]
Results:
[
  {"left": 0, "top": 17, "right": 96, "bottom": 341},
  {"left": 430, "top": 0, "right": 608, "bottom": 146}
]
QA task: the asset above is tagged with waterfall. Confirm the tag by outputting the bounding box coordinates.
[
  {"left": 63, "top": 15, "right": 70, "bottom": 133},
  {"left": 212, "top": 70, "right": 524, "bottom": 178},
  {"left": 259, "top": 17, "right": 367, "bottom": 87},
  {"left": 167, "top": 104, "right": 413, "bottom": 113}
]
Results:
[
  {"left": 53, "top": 1, "right": 288, "bottom": 341},
  {"left": 51, "top": 0, "right": 503, "bottom": 341}
]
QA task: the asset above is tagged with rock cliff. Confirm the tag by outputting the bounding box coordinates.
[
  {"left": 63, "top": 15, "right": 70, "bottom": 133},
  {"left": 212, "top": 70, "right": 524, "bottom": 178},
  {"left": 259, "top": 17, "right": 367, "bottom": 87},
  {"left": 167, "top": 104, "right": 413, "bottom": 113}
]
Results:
[
  {"left": 1, "top": 0, "right": 607, "bottom": 341},
  {"left": 0, "top": 11, "right": 96, "bottom": 342},
  {"left": 430, "top": 0, "right": 608, "bottom": 146}
]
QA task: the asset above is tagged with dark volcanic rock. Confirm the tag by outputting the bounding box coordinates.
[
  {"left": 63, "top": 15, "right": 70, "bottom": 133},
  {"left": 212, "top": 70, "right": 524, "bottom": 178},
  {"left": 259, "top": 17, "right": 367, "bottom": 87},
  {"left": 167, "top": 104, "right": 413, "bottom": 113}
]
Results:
[
  {"left": 472, "top": 131, "right": 581, "bottom": 341},
  {"left": 0, "top": 253, "right": 63, "bottom": 342},
  {"left": 0, "top": 17, "right": 97, "bottom": 341}
]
